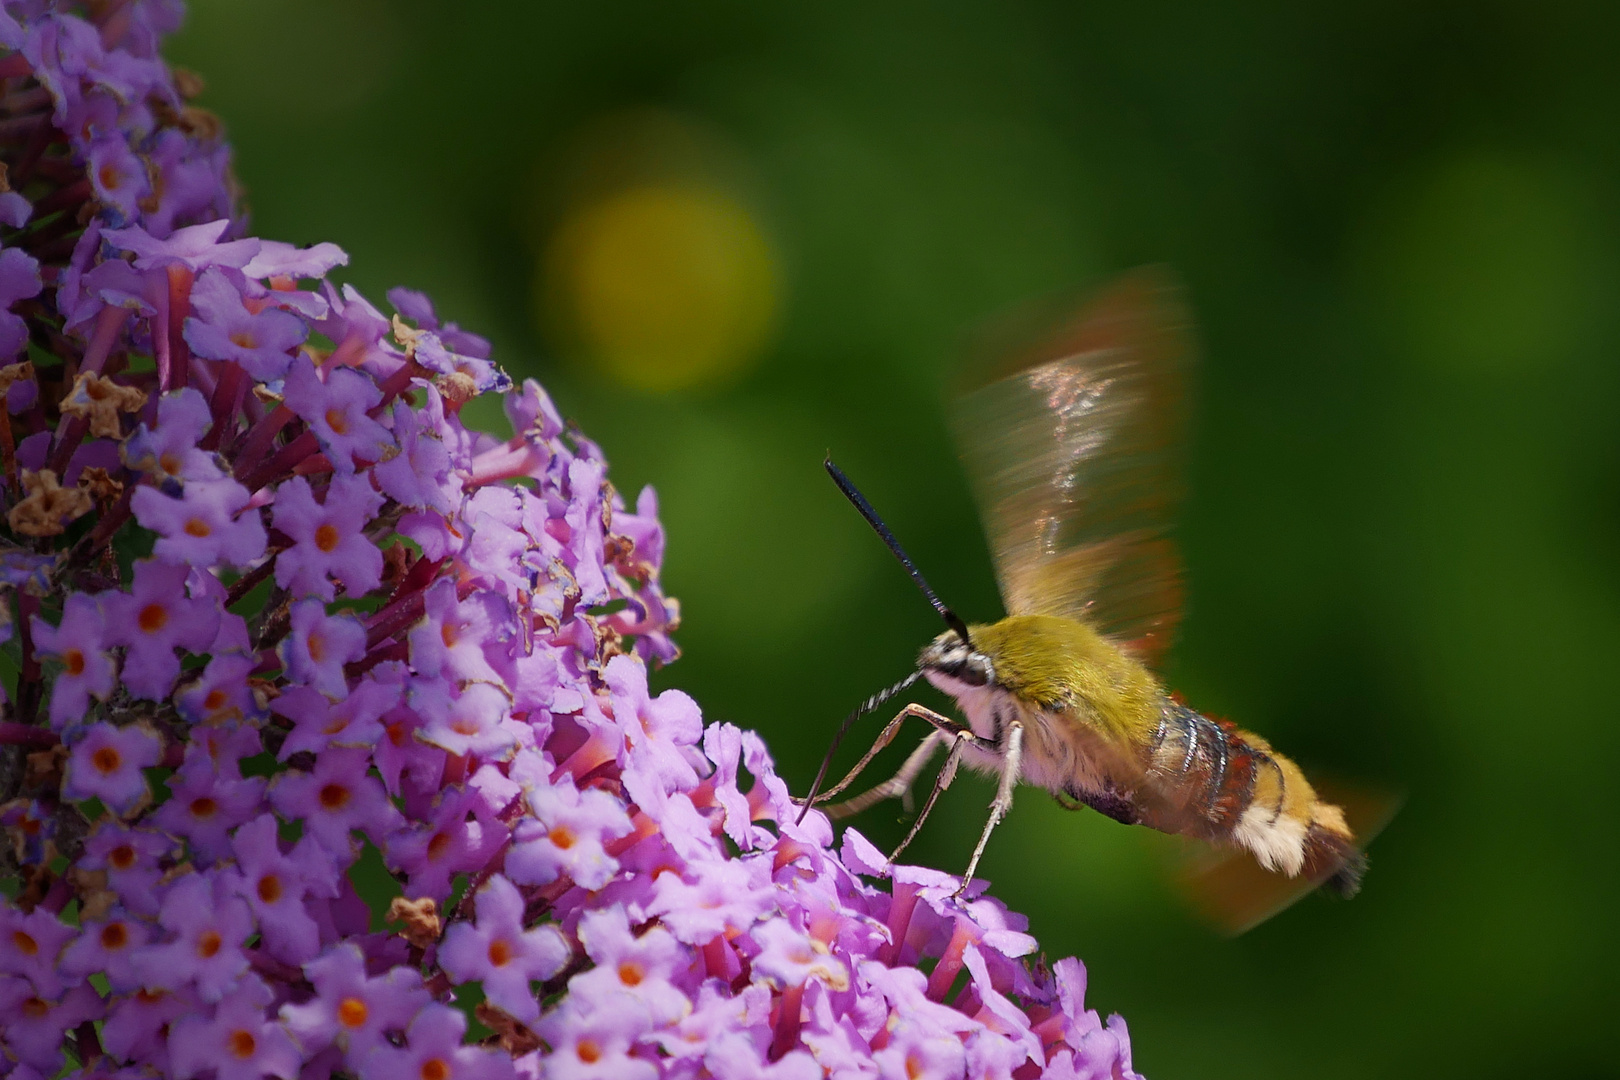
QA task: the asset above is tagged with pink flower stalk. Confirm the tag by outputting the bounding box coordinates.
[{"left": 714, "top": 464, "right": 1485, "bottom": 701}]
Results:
[{"left": 0, "top": 3, "right": 1143, "bottom": 1079}]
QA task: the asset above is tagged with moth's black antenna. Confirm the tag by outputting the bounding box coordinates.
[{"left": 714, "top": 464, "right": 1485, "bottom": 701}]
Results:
[
  {"left": 796, "top": 669, "right": 921, "bottom": 824},
  {"left": 824, "top": 458, "right": 973, "bottom": 649}
]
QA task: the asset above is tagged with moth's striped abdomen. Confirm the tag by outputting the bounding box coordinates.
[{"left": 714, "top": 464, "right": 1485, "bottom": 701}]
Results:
[{"left": 1146, "top": 702, "right": 1364, "bottom": 896}]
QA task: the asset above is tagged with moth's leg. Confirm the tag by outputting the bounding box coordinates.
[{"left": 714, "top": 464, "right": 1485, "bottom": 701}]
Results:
[
  {"left": 823, "top": 730, "right": 945, "bottom": 820},
  {"left": 809, "top": 704, "right": 991, "bottom": 807},
  {"left": 953, "top": 719, "right": 1024, "bottom": 897},
  {"left": 887, "top": 727, "right": 970, "bottom": 865}
]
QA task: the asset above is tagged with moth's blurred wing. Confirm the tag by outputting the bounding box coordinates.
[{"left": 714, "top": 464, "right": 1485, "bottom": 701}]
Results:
[
  {"left": 1173, "top": 780, "right": 1402, "bottom": 935},
  {"left": 949, "top": 270, "right": 1192, "bottom": 668}
]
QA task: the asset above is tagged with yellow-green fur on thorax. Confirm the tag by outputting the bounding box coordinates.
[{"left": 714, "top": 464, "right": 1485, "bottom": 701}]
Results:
[{"left": 966, "top": 614, "right": 1163, "bottom": 746}]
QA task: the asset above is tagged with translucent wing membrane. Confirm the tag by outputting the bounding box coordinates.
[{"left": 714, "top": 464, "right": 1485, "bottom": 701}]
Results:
[
  {"left": 1173, "top": 780, "right": 1402, "bottom": 935},
  {"left": 949, "top": 269, "right": 1193, "bottom": 668}
]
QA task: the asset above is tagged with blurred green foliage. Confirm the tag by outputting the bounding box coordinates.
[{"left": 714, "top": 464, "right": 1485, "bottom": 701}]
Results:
[{"left": 171, "top": 3, "right": 1620, "bottom": 1077}]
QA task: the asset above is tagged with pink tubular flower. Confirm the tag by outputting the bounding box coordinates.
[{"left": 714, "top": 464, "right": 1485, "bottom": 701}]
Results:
[{"left": 0, "top": 9, "right": 1144, "bottom": 1079}]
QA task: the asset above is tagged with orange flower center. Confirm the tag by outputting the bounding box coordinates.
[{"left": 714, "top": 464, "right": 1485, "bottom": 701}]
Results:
[
  {"left": 306, "top": 631, "right": 326, "bottom": 663},
  {"left": 184, "top": 517, "right": 211, "bottom": 538},
  {"left": 91, "top": 745, "right": 122, "bottom": 774},
  {"left": 314, "top": 523, "right": 340, "bottom": 552},
  {"left": 319, "top": 783, "right": 349, "bottom": 809},
  {"left": 21, "top": 997, "right": 47, "bottom": 1019},
  {"left": 204, "top": 688, "right": 229, "bottom": 711},
  {"left": 257, "top": 874, "right": 282, "bottom": 903},
  {"left": 11, "top": 930, "right": 37, "bottom": 955},
  {"left": 138, "top": 603, "right": 168, "bottom": 633},
  {"left": 618, "top": 961, "right": 644, "bottom": 986},
  {"left": 100, "top": 922, "right": 129, "bottom": 950},
  {"left": 229, "top": 331, "right": 258, "bottom": 350},
  {"left": 577, "top": 1039, "right": 602, "bottom": 1064},
  {"left": 487, "top": 939, "right": 512, "bottom": 966},
  {"left": 190, "top": 796, "right": 218, "bottom": 819},
  {"left": 548, "top": 826, "right": 576, "bottom": 850},
  {"left": 109, "top": 844, "right": 136, "bottom": 869},
  {"left": 337, "top": 996, "right": 368, "bottom": 1027},
  {"left": 196, "top": 930, "right": 223, "bottom": 958},
  {"left": 64, "top": 649, "right": 85, "bottom": 676},
  {"left": 229, "top": 1029, "right": 257, "bottom": 1058},
  {"left": 426, "top": 832, "right": 452, "bottom": 860},
  {"left": 325, "top": 407, "right": 350, "bottom": 435},
  {"left": 419, "top": 1059, "right": 449, "bottom": 1080}
]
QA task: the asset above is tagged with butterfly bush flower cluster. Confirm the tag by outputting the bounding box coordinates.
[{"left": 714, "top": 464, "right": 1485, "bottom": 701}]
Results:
[{"left": 0, "top": 3, "right": 1144, "bottom": 1078}]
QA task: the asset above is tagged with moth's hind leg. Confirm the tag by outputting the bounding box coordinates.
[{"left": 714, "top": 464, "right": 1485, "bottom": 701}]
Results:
[{"left": 822, "top": 730, "right": 945, "bottom": 820}]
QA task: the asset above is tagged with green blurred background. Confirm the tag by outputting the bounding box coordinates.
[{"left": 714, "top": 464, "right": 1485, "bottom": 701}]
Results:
[{"left": 170, "top": 3, "right": 1619, "bottom": 1077}]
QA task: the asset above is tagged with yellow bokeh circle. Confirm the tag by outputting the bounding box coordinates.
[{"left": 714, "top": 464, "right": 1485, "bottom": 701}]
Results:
[{"left": 542, "top": 184, "right": 779, "bottom": 393}]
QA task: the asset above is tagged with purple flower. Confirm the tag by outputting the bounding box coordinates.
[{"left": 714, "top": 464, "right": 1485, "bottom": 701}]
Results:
[
  {"left": 0, "top": 246, "right": 42, "bottom": 361},
  {"left": 273, "top": 676, "right": 393, "bottom": 759},
  {"left": 280, "top": 942, "right": 431, "bottom": 1066},
  {"left": 356, "top": 1002, "right": 516, "bottom": 1080},
  {"left": 0, "top": 906, "right": 75, "bottom": 997},
  {"left": 506, "top": 772, "right": 633, "bottom": 891},
  {"left": 242, "top": 240, "right": 349, "bottom": 282},
  {"left": 532, "top": 998, "right": 658, "bottom": 1080},
  {"left": 62, "top": 721, "right": 163, "bottom": 813},
  {"left": 0, "top": 980, "right": 102, "bottom": 1073},
  {"left": 79, "top": 822, "right": 174, "bottom": 916},
  {"left": 151, "top": 760, "right": 266, "bottom": 865},
  {"left": 283, "top": 354, "right": 395, "bottom": 472},
  {"left": 439, "top": 873, "right": 568, "bottom": 1022},
  {"left": 167, "top": 974, "right": 302, "bottom": 1080},
  {"left": 269, "top": 747, "right": 402, "bottom": 857},
  {"left": 183, "top": 266, "right": 310, "bottom": 380},
  {"left": 408, "top": 579, "right": 507, "bottom": 684},
  {"left": 133, "top": 872, "right": 254, "bottom": 1002},
  {"left": 87, "top": 133, "right": 150, "bottom": 220},
  {"left": 383, "top": 783, "right": 505, "bottom": 901},
  {"left": 604, "top": 653, "right": 703, "bottom": 793},
  {"left": 280, "top": 599, "right": 367, "bottom": 699},
  {"left": 102, "top": 559, "right": 221, "bottom": 700},
  {"left": 571, "top": 905, "right": 692, "bottom": 1025},
  {"left": 376, "top": 395, "right": 455, "bottom": 513},
  {"left": 103, "top": 219, "right": 260, "bottom": 273},
  {"left": 271, "top": 474, "right": 385, "bottom": 600},
  {"left": 176, "top": 653, "right": 263, "bottom": 726},
  {"left": 30, "top": 591, "right": 118, "bottom": 728},
  {"left": 60, "top": 909, "right": 152, "bottom": 992},
  {"left": 123, "top": 387, "right": 224, "bottom": 483},
  {"left": 227, "top": 814, "right": 334, "bottom": 965},
  {"left": 413, "top": 679, "right": 518, "bottom": 761},
  {"left": 132, "top": 472, "right": 267, "bottom": 568}
]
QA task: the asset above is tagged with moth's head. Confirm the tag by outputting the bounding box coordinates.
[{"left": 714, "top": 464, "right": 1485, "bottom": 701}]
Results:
[{"left": 919, "top": 628, "right": 995, "bottom": 689}]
